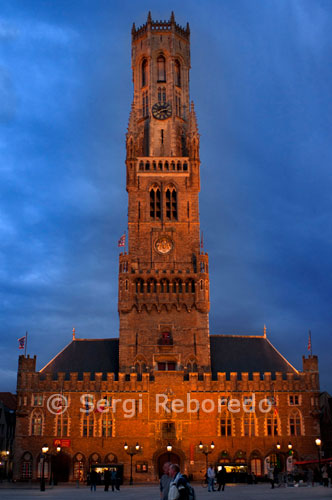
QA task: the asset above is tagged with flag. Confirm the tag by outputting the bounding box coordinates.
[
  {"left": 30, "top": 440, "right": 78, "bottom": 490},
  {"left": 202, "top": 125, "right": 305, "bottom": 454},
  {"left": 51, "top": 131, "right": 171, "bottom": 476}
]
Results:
[
  {"left": 18, "top": 336, "right": 26, "bottom": 350},
  {"left": 118, "top": 233, "right": 126, "bottom": 247},
  {"left": 308, "top": 330, "right": 312, "bottom": 354}
]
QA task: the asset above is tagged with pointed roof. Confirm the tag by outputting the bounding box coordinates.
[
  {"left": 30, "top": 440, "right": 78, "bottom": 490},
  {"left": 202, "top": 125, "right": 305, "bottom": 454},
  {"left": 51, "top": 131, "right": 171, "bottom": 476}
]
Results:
[
  {"left": 210, "top": 334, "right": 298, "bottom": 379},
  {"left": 40, "top": 338, "right": 119, "bottom": 380}
]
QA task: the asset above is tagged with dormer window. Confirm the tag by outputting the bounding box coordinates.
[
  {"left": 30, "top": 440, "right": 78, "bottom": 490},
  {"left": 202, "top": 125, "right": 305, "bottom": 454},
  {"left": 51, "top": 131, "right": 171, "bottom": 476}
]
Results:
[{"left": 157, "top": 55, "right": 166, "bottom": 82}]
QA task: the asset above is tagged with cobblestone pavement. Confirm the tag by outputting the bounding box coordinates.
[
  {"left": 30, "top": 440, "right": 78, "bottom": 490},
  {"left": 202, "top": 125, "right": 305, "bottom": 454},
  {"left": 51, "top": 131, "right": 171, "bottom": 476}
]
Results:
[{"left": 0, "top": 484, "right": 331, "bottom": 500}]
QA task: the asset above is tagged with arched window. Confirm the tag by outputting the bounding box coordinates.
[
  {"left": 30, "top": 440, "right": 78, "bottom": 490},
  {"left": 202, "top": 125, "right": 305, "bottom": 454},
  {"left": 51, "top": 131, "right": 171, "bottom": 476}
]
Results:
[
  {"left": 157, "top": 55, "right": 166, "bottom": 82},
  {"left": 142, "top": 59, "right": 147, "bottom": 87},
  {"left": 135, "top": 279, "right": 144, "bottom": 293},
  {"left": 150, "top": 186, "right": 161, "bottom": 220},
  {"left": 175, "top": 60, "right": 181, "bottom": 87},
  {"left": 20, "top": 452, "right": 33, "bottom": 480},
  {"left": 147, "top": 279, "right": 157, "bottom": 293},
  {"left": 160, "top": 279, "right": 170, "bottom": 293},
  {"left": 185, "top": 280, "right": 195, "bottom": 293},
  {"left": 73, "top": 453, "right": 85, "bottom": 482},
  {"left": 289, "top": 409, "right": 302, "bottom": 436},
  {"left": 165, "top": 186, "right": 177, "bottom": 220},
  {"left": 186, "top": 358, "right": 198, "bottom": 372},
  {"left": 31, "top": 410, "right": 43, "bottom": 436}
]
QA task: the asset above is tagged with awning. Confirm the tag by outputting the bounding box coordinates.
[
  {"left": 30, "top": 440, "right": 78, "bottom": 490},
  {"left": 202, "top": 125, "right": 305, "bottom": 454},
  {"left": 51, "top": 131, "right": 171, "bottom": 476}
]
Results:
[{"left": 294, "top": 457, "right": 332, "bottom": 465}]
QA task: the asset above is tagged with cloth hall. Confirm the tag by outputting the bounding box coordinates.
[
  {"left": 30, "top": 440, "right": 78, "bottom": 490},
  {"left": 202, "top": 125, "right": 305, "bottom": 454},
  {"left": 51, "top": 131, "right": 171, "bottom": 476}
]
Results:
[{"left": 14, "top": 13, "right": 320, "bottom": 483}]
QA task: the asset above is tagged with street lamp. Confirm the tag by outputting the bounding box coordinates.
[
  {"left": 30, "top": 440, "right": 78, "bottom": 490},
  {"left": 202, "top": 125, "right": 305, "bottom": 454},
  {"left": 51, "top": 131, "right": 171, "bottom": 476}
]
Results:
[
  {"left": 315, "top": 438, "right": 322, "bottom": 482},
  {"left": 123, "top": 442, "right": 141, "bottom": 485},
  {"left": 276, "top": 442, "right": 281, "bottom": 450},
  {"left": 198, "top": 441, "right": 215, "bottom": 471},
  {"left": 40, "top": 444, "right": 49, "bottom": 491},
  {"left": 167, "top": 443, "right": 173, "bottom": 461},
  {"left": 288, "top": 442, "right": 293, "bottom": 451}
]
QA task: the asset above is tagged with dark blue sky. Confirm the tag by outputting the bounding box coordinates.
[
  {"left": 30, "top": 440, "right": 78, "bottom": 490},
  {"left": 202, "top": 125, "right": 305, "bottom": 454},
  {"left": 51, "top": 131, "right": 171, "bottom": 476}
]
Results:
[{"left": 1, "top": 0, "right": 331, "bottom": 393}]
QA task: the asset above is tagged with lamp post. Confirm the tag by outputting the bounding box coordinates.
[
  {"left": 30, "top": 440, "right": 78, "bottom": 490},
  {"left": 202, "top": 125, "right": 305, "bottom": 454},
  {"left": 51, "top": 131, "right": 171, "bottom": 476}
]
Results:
[
  {"left": 167, "top": 443, "right": 173, "bottom": 462},
  {"left": 40, "top": 444, "right": 49, "bottom": 491},
  {"left": 124, "top": 442, "right": 140, "bottom": 485},
  {"left": 198, "top": 441, "right": 215, "bottom": 471},
  {"left": 315, "top": 438, "right": 322, "bottom": 483}
]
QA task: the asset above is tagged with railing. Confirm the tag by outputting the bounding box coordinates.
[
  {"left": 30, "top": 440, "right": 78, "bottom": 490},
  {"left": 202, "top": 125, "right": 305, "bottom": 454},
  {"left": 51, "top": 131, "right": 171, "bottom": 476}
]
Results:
[{"left": 137, "top": 157, "right": 189, "bottom": 174}]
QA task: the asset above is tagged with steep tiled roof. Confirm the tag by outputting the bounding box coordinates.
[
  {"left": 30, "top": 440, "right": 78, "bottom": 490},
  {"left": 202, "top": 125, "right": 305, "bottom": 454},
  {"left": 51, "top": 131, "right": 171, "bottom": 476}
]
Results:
[
  {"left": 0, "top": 392, "right": 17, "bottom": 410},
  {"left": 40, "top": 339, "right": 119, "bottom": 380},
  {"left": 210, "top": 334, "right": 298, "bottom": 379}
]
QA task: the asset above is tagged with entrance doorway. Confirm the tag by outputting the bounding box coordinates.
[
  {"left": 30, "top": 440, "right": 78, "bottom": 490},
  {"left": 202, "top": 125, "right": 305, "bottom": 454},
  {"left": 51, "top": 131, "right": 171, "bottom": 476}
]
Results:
[
  {"left": 52, "top": 452, "right": 71, "bottom": 483},
  {"left": 157, "top": 452, "right": 181, "bottom": 478}
]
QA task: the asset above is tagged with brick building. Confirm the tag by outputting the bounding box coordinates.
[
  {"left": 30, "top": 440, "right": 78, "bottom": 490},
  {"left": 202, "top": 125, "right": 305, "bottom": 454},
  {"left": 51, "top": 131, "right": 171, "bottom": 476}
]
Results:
[{"left": 13, "top": 13, "right": 321, "bottom": 483}]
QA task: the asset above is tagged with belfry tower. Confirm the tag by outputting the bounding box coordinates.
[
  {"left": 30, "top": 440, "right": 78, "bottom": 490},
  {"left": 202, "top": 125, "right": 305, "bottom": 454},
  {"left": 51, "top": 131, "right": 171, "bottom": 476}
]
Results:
[{"left": 118, "top": 12, "right": 210, "bottom": 375}]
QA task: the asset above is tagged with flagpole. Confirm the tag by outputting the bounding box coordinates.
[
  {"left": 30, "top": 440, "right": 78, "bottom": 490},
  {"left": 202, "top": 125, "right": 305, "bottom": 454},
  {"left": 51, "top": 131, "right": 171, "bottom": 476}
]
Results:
[{"left": 25, "top": 331, "right": 28, "bottom": 357}]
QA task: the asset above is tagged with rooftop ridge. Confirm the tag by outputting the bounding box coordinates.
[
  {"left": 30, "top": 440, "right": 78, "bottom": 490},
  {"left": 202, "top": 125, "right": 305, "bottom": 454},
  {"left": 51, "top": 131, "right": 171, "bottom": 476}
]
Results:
[
  {"left": 210, "top": 333, "right": 266, "bottom": 338},
  {"left": 265, "top": 337, "right": 299, "bottom": 374}
]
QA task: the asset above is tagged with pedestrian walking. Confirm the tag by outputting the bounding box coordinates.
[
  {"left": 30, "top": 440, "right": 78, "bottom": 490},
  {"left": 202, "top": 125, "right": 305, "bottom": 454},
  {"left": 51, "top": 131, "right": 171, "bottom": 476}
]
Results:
[
  {"left": 268, "top": 465, "right": 275, "bottom": 489},
  {"left": 110, "top": 469, "right": 117, "bottom": 491},
  {"left": 168, "top": 464, "right": 188, "bottom": 500},
  {"left": 160, "top": 462, "right": 172, "bottom": 500}
]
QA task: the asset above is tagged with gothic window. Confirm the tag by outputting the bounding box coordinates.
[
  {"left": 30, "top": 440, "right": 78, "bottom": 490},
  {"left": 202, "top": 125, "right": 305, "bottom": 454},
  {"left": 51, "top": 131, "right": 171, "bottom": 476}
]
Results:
[
  {"left": 101, "top": 416, "right": 113, "bottom": 438},
  {"left": 243, "top": 414, "right": 256, "bottom": 437},
  {"left": 142, "top": 91, "right": 149, "bottom": 117},
  {"left": 142, "top": 58, "right": 147, "bottom": 87},
  {"left": 175, "top": 60, "right": 181, "bottom": 87},
  {"left": 165, "top": 186, "right": 177, "bottom": 220},
  {"left": 135, "top": 279, "right": 144, "bottom": 293},
  {"left": 56, "top": 415, "right": 69, "bottom": 437},
  {"left": 135, "top": 360, "right": 146, "bottom": 378},
  {"left": 160, "top": 279, "right": 170, "bottom": 293},
  {"left": 31, "top": 410, "right": 43, "bottom": 436},
  {"left": 289, "top": 409, "right": 302, "bottom": 436},
  {"left": 266, "top": 416, "right": 279, "bottom": 436},
  {"left": 20, "top": 452, "right": 33, "bottom": 480},
  {"left": 157, "top": 55, "right": 166, "bottom": 82},
  {"left": 147, "top": 279, "right": 157, "bottom": 293},
  {"left": 150, "top": 186, "right": 161, "bottom": 220},
  {"left": 186, "top": 358, "right": 198, "bottom": 372},
  {"left": 289, "top": 395, "right": 300, "bottom": 406},
  {"left": 185, "top": 280, "right": 195, "bottom": 293},
  {"left": 82, "top": 416, "right": 94, "bottom": 437},
  {"left": 32, "top": 395, "right": 43, "bottom": 406},
  {"left": 158, "top": 87, "right": 166, "bottom": 103},
  {"left": 220, "top": 412, "right": 232, "bottom": 436},
  {"left": 73, "top": 453, "right": 85, "bottom": 481}
]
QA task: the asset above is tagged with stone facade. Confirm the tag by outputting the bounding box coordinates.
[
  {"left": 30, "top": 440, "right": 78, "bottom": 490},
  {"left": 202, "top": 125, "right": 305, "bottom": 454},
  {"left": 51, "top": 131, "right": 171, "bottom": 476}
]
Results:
[{"left": 13, "top": 13, "right": 321, "bottom": 483}]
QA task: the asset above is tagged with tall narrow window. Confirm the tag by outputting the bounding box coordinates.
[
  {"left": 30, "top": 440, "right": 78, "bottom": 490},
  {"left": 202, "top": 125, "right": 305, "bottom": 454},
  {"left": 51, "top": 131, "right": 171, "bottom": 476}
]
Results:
[
  {"left": 101, "top": 416, "right": 113, "bottom": 438},
  {"left": 165, "top": 187, "right": 177, "bottom": 220},
  {"left": 220, "top": 413, "right": 232, "bottom": 436},
  {"left": 175, "top": 95, "right": 181, "bottom": 117},
  {"left": 289, "top": 410, "right": 302, "bottom": 436},
  {"left": 175, "top": 60, "right": 181, "bottom": 86},
  {"left": 150, "top": 186, "right": 161, "bottom": 220},
  {"left": 142, "top": 59, "right": 147, "bottom": 87},
  {"left": 142, "top": 91, "right": 148, "bottom": 117},
  {"left": 158, "top": 87, "right": 166, "bottom": 103},
  {"left": 31, "top": 411, "right": 43, "bottom": 436},
  {"left": 157, "top": 55, "right": 166, "bottom": 82}
]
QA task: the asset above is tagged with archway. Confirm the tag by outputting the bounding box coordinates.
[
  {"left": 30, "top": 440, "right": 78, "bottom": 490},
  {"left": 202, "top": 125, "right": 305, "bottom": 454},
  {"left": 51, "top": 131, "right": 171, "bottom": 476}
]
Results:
[
  {"left": 157, "top": 452, "right": 181, "bottom": 478},
  {"left": 52, "top": 452, "right": 71, "bottom": 483}
]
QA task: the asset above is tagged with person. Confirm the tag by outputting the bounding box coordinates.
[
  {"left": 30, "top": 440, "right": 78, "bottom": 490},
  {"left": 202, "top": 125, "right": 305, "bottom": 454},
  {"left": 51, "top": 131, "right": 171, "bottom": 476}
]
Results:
[
  {"left": 168, "top": 464, "right": 188, "bottom": 500},
  {"left": 207, "top": 465, "right": 215, "bottom": 492},
  {"left": 268, "top": 465, "right": 275, "bottom": 489},
  {"left": 216, "top": 466, "right": 226, "bottom": 491},
  {"left": 322, "top": 465, "right": 329, "bottom": 487},
  {"left": 90, "top": 469, "right": 97, "bottom": 492},
  {"left": 160, "top": 462, "right": 171, "bottom": 500},
  {"left": 110, "top": 469, "right": 117, "bottom": 491},
  {"left": 104, "top": 469, "right": 110, "bottom": 492}
]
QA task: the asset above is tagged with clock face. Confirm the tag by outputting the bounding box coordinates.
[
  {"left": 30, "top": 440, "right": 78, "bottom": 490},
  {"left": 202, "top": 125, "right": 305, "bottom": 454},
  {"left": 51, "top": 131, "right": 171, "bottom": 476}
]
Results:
[
  {"left": 155, "top": 237, "right": 173, "bottom": 254},
  {"left": 152, "top": 102, "right": 172, "bottom": 120}
]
